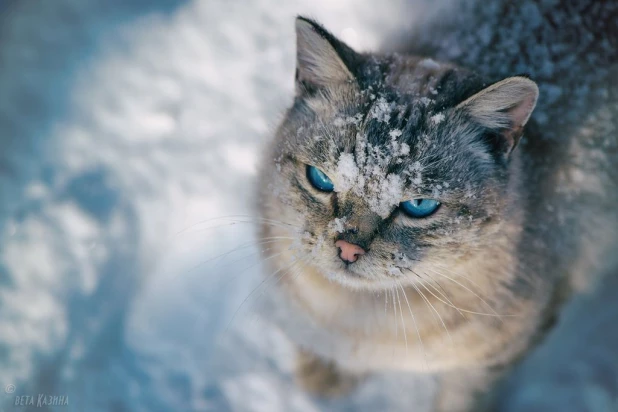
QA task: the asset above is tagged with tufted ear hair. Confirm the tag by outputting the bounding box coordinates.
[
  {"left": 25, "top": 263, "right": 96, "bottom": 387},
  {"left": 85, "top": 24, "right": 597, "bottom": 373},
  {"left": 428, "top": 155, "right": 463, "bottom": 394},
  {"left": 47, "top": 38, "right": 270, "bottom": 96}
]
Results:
[
  {"left": 295, "top": 16, "right": 360, "bottom": 93},
  {"left": 457, "top": 76, "right": 539, "bottom": 157}
]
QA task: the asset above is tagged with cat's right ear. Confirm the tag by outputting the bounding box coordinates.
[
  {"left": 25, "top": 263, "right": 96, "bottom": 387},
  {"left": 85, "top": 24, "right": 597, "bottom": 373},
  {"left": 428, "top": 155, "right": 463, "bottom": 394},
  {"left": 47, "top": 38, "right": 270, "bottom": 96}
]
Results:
[
  {"left": 456, "top": 76, "right": 539, "bottom": 158},
  {"left": 295, "top": 17, "right": 359, "bottom": 93}
]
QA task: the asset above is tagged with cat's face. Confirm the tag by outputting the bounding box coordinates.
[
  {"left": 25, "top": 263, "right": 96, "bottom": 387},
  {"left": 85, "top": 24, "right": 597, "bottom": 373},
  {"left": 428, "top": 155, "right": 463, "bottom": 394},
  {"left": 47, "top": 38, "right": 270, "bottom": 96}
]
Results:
[{"left": 258, "top": 18, "right": 538, "bottom": 291}]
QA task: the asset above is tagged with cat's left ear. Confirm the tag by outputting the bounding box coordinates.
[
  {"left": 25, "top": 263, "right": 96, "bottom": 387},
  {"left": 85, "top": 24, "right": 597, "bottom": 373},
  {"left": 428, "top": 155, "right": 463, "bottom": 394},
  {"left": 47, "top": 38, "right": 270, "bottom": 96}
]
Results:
[
  {"left": 295, "top": 17, "right": 360, "bottom": 93},
  {"left": 456, "top": 76, "right": 539, "bottom": 158}
]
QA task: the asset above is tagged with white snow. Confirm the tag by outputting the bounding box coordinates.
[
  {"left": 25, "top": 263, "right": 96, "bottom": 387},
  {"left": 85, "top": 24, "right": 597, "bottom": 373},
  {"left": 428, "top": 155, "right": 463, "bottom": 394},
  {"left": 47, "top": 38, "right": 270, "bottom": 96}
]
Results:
[
  {"left": 430, "top": 112, "right": 446, "bottom": 125},
  {"left": 328, "top": 217, "right": 348, "bottom": 233},
  {"left": 335, "top": 128, "right": 414, "bottom": 217},
  {"left": 373, "top": 173, "right": 405, "bottom": 217},
  {"left": 0, "top": 0, "right": 437, "bottom": 411},
  {"left": 418, "top": 58, "right": 441, "bottom": 70},
  {"left": 370, "top": 97, "right": 394, "bottom": 123},
  {"left": 407, "top": 161, "right": 424, "bottom": 187},
  {"left": 335, "top": 152, "right": 361, "bottom": 193}
]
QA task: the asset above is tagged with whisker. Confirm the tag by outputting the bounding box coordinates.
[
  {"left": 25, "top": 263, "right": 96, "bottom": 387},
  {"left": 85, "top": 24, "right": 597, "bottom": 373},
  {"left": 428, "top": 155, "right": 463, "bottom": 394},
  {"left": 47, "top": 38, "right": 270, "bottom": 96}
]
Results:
[
  {"left": 396, "top": 279, "right": 427, "bottom": 370},
  {"left": 424, "top": 267, "right": 504, "bottom": 322},
  {"left": 410, "top": 280, "right": 453, "bottom": 345},
  {"left": 185, "top": 237, "right": 293, "bottom": 274},
  {"left": 252, "top": 255, "right": 309, "bottom": 310},
  {"left": 430, "top": 262, "right": 484, "bottom": 286},
  {"left": 176, "top": 215, "right": 300, "bottom": 235},
  {"left": 212, "top": 237, "right": 295, "bottom": 269},
  {"left": 178, "top": 220, "right": 299, "bottom": 237},
  {"left": 411, "top": 271, "right": 510, "bottom": 318},
  {"left": 391, "top": 287, "right": 398, "bottom": 339},
  {"left": 416, "top": 271, "right": 468, "bottom": 321},
  {"left": 246, "top": 262, "right": 309, "bottom": 328},
  {"left": 429, "top": 262, "right": 510, "bottom": 311},
  {"left": 217, "top": 249, "right": 287, "bottom": 289},
  {"left": 390, "top": 287, "right": 398, "bottom": 360},
  {"left": 394, "top": 284, "right": 409, "bottom": 356},
  {"left": 225, "top": 253, "right": 303, "bottom": 330}
]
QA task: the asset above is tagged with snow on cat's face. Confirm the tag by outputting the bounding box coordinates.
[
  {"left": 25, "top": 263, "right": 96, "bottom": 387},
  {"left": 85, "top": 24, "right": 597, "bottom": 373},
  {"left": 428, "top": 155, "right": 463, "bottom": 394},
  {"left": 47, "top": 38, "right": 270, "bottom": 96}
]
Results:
[{"left": 256, "top": 18, "right": 537, "bottom": 290}]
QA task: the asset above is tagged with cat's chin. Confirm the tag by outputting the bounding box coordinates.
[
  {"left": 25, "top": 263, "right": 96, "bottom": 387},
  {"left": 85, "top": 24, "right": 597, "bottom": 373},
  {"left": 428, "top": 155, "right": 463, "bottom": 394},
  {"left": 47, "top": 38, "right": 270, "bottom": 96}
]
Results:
[{"left": 321, "top": 267, "right": 413, "bottom": 291}]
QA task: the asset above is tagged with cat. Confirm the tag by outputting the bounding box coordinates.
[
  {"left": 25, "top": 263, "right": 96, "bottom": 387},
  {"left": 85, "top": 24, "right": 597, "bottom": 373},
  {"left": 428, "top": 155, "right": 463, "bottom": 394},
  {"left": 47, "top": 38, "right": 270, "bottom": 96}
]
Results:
[{"left": 256, "top": 3, "right": 618, "bottom": 410}]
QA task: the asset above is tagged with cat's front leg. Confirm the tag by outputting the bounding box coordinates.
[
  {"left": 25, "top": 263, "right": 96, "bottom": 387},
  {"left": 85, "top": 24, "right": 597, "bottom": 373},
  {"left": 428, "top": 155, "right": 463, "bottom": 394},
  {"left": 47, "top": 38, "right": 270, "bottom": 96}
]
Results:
[{"left": 294, "top": 348, "right": 365, "bottom": 398}]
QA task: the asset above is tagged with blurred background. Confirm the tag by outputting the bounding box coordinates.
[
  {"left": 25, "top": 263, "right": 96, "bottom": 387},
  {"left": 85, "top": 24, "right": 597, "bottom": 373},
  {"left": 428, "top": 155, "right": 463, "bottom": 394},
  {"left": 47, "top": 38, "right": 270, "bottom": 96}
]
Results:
[{"left": 0, "top": 0, "right": 442, "bottom": 410}]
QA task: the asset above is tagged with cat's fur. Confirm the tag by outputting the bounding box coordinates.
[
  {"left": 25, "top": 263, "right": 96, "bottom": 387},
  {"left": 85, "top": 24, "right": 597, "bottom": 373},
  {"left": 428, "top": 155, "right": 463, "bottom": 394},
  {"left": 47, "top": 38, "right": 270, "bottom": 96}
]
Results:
[{"left": 257, "top": 3, "right": 618, "bottom": 410}]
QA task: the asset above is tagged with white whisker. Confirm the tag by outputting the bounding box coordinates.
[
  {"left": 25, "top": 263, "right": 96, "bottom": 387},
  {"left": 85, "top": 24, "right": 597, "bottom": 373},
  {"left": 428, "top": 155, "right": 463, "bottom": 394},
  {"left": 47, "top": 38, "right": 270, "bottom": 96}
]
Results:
[
  {"left": 394, "top": 284, "right": 409, "bottom": 356},
  {"left": 410, "top": 280, "right": 453, "bottom": 345},
  {"left": 396, "top": 279, "right": 427, "bottom": 370},
  {"left": 415, "top": 271, "right": 511, "bottom": 318},
  {"left": 424, "top": 266, "right": 504, "bottom": 322},
  {"left": 185, "top": 236, "right": 293, "bottom": 274},
  {"left": 225, "top": 253, "right": 303, "bottom": 330},
  {"left": 176, "top": 215, "right": 300, "bottom": 235},
  {"left": 417, "top": 271, "right": 468, "bottom": 321}
]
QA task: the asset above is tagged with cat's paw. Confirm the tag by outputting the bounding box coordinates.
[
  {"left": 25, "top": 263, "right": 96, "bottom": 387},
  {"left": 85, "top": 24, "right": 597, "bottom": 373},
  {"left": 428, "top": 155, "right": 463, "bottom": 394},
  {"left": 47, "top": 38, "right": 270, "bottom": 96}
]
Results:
[{"left": 295, "top": 349, "right": 364, "bottom": 398}]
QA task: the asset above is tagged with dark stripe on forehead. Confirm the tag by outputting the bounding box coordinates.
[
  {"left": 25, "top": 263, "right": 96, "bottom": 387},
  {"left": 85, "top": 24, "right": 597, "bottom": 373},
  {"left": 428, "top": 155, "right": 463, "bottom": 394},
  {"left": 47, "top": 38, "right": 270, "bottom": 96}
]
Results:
[
  {"left": 432, "top": 69, "right": 486, "bottom": 108},
  {"left": 330, "top": 191, "right": 340, "bottom": 216}
]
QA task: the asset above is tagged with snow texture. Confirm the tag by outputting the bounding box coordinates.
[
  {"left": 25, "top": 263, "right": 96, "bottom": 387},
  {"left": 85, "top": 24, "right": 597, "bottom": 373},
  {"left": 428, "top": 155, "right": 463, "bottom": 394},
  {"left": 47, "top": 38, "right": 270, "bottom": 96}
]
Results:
[
  {"left": 430, "top": 113, "right": 445, "bottom": 125},
  {"left": 0, "top": 0, "right": 437, "bottom": 411},
  {"left": 334, "top": 125, "right": 414, "bottom": 218}
]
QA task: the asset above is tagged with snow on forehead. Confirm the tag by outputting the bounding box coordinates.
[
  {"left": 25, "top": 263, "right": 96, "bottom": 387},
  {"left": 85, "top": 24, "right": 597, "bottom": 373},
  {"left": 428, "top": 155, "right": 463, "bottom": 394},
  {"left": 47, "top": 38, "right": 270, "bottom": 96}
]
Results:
[
  {"left": 333, "top": 130, "right": 411, "bottom": 218},
  {"left": 418, "top": 58, "right": 441, "bottom": 70}
]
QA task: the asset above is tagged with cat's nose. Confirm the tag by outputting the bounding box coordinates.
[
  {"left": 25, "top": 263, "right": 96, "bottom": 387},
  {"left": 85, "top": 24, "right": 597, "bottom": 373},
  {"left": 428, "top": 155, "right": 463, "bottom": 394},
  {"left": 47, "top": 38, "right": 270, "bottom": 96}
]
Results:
[{"left": 335, "top": 240, "right": 366, "bottom": 263}]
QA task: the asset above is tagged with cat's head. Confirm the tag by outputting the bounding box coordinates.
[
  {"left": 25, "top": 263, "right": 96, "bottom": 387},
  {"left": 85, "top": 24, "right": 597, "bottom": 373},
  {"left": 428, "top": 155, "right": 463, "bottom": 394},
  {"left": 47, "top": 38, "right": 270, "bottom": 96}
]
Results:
[{"left": 258, "top": 17, "right": 538, "bottom": 290}]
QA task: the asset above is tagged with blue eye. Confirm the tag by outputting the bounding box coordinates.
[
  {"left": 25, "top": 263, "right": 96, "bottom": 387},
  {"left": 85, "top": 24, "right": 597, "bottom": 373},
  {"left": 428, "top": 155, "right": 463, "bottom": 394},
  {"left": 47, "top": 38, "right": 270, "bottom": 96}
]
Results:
[
  {"left": 400, "top": 199, "right": 440, "bottom": 218},
  {"left": 306, "top": 165, "right": 334, "bottom": 192}
]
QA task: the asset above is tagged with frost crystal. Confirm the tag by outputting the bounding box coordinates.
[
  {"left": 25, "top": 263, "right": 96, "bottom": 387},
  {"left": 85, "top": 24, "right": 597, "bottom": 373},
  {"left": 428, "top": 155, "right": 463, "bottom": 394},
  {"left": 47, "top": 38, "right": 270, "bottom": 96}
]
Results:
[
  {"left": 345, "top": 113, "right": 363, "bottom": 126},
  {"left": 430, "top": 113, "right": 445, "bottom": 125},
  {"left": 335, "top": 153, "right": 359, "bottom": 193},
  {"left": 328, "top": 217, "right": 347, "bottom": 233},
  {"left": 333, "top": 117, "right": 345, "bottom": 127},
  {"left": 387, "top": 129, "right": 410, "bottom": 161},
  {"left": 370, "top": 97, "right": 393, "bottom": 123},
  {"left": 393, "top": 251, "right": 414, "bottom": 268},
  {"left": 419, "top": 97, "right": 433, "bottom": 106},
  {"left": 334, "top": 143, "right": 406, "bottom": 218},
  {"left": 406, "top": 161, "right": 423, "bottom": 186},
  {"left": 388, "top": 252, "right": 414, "bottom": 276},
  {"left": 419, "top": 58, "right": 441, "bottom": 70},
  {"left": 373, "top": 174, "right": 404, "bottom": 217},
  {"left": 387, "top": 266, "right": 403, "bottom": 276},
  {"left": 332, "top": 118, "right": 419, "bottom": 217}
]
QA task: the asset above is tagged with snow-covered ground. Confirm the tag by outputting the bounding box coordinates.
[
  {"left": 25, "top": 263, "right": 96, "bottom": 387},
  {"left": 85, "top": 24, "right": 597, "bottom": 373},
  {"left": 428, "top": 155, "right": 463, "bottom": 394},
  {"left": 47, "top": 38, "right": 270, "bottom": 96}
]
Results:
[{"left": 0, "top": 0, "right": 444, "bottom": 410}]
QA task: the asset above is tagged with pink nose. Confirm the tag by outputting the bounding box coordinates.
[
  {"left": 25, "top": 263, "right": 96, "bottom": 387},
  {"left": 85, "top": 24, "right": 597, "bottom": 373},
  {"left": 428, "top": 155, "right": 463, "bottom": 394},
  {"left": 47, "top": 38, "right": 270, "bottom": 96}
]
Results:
[{"left": 335, "top": 240, "right": 366, "bottom": 263}]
